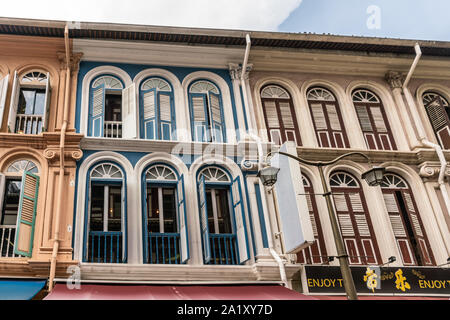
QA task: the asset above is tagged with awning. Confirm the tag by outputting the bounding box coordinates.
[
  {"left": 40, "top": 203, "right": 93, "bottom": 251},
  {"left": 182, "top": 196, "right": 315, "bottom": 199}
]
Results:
[
  {"left": 45, "top": 284, "right": 317, "bottom": 300},
  {"left": 311, "top": 295, "right": 449, "bottom": 300},
  {"left": 0, "top": 279, "right": 47, "bottom": 300}
]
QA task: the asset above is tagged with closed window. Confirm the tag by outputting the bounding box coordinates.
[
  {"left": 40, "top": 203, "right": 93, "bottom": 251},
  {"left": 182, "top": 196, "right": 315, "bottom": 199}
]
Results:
[
  {"left": 260, "top": 85, "right": 301, "bottom": 146},
  {"left": 352, "top": 89, "right": 397, "bottom": 150},
  {"left": 422, "top": 92, "right": 450, "bottom": 150}
]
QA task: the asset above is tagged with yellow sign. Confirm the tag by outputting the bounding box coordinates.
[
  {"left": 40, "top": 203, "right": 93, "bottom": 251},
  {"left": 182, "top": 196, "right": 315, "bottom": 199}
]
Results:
[
  {"left": 364, "top": 267, "right": 378, "bottom": 293},
  {"left": 395, "top": 269, "right": 411, "bottom": 292}
]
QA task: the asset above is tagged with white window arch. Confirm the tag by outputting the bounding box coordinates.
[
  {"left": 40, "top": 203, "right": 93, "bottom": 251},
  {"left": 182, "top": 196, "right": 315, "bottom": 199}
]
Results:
[
  {"left": 90, "top": 162, "right": 123, "bottom": 179},
  {"left": 261, "top": 85, "right": 290, "bottom": 99},
  {"left": 329, "top": 172, "right": 359, "bottom": 188},
  {"left": 307, "top": 87, "right": 336, "bottom": 102},
  {"left": 145, "top": 164, "right": 177, "bottom": 181},
  {"left": 190, "top": 80, "right": 219, "bottom": 95},
  {"left": 198, "top": 166, "right": 230, "bottom": 183},
  {"left": 6, "top": 159, "right": 39, "bottom": 174},
  {"left": 352, "top": 89, "right": 380, "bottom": 103}
]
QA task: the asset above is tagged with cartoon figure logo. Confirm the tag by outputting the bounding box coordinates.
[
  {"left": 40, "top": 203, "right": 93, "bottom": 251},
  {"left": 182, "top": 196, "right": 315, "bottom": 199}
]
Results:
[{"left": 395, "top": 269, "right": 411, "bottom": 292}]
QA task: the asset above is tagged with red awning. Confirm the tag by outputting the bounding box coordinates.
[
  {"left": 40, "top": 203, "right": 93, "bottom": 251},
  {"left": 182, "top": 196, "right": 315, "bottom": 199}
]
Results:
[
  {"left": 311, "top": 295, "right": 449, "bottom": 300},
  {"left": 45, "top": 284, "right": 317, "bottom": 300}
]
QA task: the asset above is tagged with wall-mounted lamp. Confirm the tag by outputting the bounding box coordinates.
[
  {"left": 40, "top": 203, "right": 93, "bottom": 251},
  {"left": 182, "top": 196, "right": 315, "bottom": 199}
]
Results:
[
  {"left": 380, "top": 256, "right": 396, "bottom": 267},
  {"left": 437, "top": 257, "right": 450, "bottom": 267}
]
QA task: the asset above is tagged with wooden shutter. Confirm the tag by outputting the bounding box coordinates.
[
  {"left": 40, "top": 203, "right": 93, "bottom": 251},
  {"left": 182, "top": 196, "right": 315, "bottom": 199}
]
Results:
[
  {"left": 0, "top": 174, "right": 5, "bottom": 215},
  {"left": 177, "top": 175, "right": 189, "bottom": 263},
  {"left": 7, "top": 71, "right": 20, "bottom": 133},
  {"left": 91, "top": 84, "right": 105, "bottom": 137},
  {"left": 0, "top": 74, "right": 10, "bottom": 127},
  {"left": 41, "top": 72, "right": 51, "bottom": 132},
  {"left": 425, "top": 97, "right": 450, "bottom": 149},
  {"left": 231, "top": 177, "right": 250, "bottom": 264},
  {"left": 198, "top": 176, "right": 211, "bottom": 263},
  {"left": 158, "top": 92, "right": 173, "bottom": 141},
  {"left": 121, "top": 84, "right": 137, "bottom": 139},
  {"left": 209, "top": 92, "right": 223, "bottom": 143},
  {"left": 14, "top": 172, "right": 39, "bottom": 257},
  {"left": 142, "top": 89, "right": 156, "bottom": 140},
  {"left": 190, "top": 93, "right": 208, "bottom": 142}
]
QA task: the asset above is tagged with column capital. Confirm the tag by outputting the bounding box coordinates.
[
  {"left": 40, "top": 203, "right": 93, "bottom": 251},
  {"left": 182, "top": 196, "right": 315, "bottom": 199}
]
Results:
[
  {"left": 385, "top": 71, "right": 405, "bottom": 90},
  {"left": 229, "top": 63, "right": 253, "bottom": 80},
  {"left": 57, "top": 52, "right": 84, "bottom": 72}
]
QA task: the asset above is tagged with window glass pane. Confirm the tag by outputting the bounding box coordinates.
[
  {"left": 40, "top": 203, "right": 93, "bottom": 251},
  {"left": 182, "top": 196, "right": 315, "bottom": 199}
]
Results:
[
  {"left": 105, "top": 93, "right": 122, "bottom": 121},
  {"left": 1, "top": 179, "right": 22, "bottom": 225},
  {"left": 147, "top": 187, "right": 160, "bottom": 233},
  {"left": 162, "top": 188, "right": 177, "bottom": 233},
  {"left": 34, "top": 91, "right": 46, "bottom": 115},
  {"left": 108, "top": 186, "right": 122, "bottom": 232},
  {"left": 216, "top": 189, "right": 232, "bottom": 234},
  {"left": 90, "top": 185, "right": 104, "bottom": 231},
  {"left": 18, "top": 90, "right": 35, "bottom": 114}
]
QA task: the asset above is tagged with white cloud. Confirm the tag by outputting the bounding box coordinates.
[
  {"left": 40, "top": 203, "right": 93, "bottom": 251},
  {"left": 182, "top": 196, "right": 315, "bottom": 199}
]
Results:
[{"left": 1, "top": 0, "right": 302, "bottom": 31}]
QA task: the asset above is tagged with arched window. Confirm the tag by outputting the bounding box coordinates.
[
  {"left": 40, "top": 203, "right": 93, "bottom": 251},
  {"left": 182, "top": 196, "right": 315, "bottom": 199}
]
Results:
[
  {"left": 0, "top": 159, "right": 40, "bottom": 257},
  {"left": 422, "top": 92, "right": 450, "bottom": 150},
  {"left": 88, "top": 74, "right": 137, "bottom": 139},
  {"left": 188, "top": 80, "right": 225, "bottom": 143},
  {"left": 381, "top": 173, "right": 435, "bottom": 266},
  {"left": 84, "top": 162, "right": 126, "bottom": 263},
  {"left": 330, "top": 171, "right": 381, "bottom": 265},
  {"left": 142, "top": 164, "right": 189, "bottom": 264},
  {"left": 140, "top": 77, "right": 176, "bottom": 141},
  {"left": 7, "top": 70, "right": 51, "bottom": 134},
  {"left": 260, "top": 85, "right": 301, "bottom": 146},
  {"left": 352, "top": 89, "right": 397, "bottom": 150},
  {"left": 197, "top": 166, "right": 249, "bottom": 265},
  {"left": 307, "top": 87, "right": 349, "bottom": 148},
  {"left": 297, "top": 174, "right": 328, "bottom": 264}
]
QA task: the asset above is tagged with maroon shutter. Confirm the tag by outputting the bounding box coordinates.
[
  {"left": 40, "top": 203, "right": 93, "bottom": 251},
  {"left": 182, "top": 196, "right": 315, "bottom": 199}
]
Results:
[
  {"left": 308, "top": 100, "right": 349, "bottom": 149},
  {"left": 425, "top": 97, "right": 450, "bottom": 150},
  {"left": 297, "top": 176, "right": 328, "bottom": 264}
]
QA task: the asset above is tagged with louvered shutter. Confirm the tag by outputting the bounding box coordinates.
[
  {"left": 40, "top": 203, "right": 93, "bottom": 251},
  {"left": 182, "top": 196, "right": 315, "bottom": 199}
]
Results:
[
  {"left": 90, "top": 84, "right": 105, "bottom": 137},
  {"left": 177, "top": 175, "right": 189, "bottom": 263},
  {"left": 0, "top": 74, "right": 10, "bottom": 127},
  {"left": 198, "top": 176, "right": 211, "bottom": 263},
  {"left": 14, "top": 172, "right": 39, "bottom": 257},
  {"left": 159, "top": 92, "right": 173, "bottom": 141},
  {"left": 425, "top": 98, "right": 450, "bottom": 149},
  {"left": 209, "top": 92, "right": 223, "bottom": 143},
  {"left": 41, "top": 72, "right": 51, "bottom": 132},
  {"left": 122, "top": 84, "right": 137, "bottom": 139},
  {"left": 190, "top": 93, "right": 208, "bottom": 142},
  {"left": 231, "top": 177, "right": 250, "bottom": 264},
  {"left": 142, "top": 89, "right": 156, "bottom": 140},
  {"left": 0, "top": 174, "right": 5, "bottom": 215},
  {"left": 7, "top": 71, "right": 20, "bottom": 133}
]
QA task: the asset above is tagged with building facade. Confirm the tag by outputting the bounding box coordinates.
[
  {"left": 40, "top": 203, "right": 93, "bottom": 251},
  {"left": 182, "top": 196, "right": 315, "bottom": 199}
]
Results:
[{"left": 0, "top": 18, "right": 449, "bottom": 299}]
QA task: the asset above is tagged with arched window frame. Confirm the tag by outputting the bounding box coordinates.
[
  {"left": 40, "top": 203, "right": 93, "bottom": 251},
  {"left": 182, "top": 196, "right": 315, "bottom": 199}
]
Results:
[
  {"left": 139, "top": 76, "right": 176, "bottom": 141},
  {"left": 83, "top": 161, "right": 127, "bottom": 263},
  {"left": 381, "top": 173, "right": 435, "bottom": 266},
  {"left": 260, "top": 84, "right": 302, "bottom": 146},
  {"left": 352, "top": 89, "right": 397, "bottom": 151},
  {"left": 307, "top": 87, "right": 349, "bottom": 149},
  {"left": 188, "top": 79, "right": 226, "bottom": 143},
  {"left": 196, "top": 166, "right": 249, "bottom": 265},
  {"left": 422, "top": 91, "right": 450, "bottom": 150},
  {"left": 7, "top": 70, "right": 51, "bottom": 134},
  {"left": 297, "top": 174, "right": 328, "bottom": 264},
  {"left": 141, "top": 163, "right": 189, "bottom": 264},
  {"left": 329, "top": 171, "right": 382, "bottom": 265}
]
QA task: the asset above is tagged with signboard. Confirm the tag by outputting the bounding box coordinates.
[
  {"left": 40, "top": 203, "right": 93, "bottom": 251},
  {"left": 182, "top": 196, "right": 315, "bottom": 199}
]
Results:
[
  {"left": 305, "top": 265, "right": 450, "bottom": 296},
  {"left": 271, "top": 142, "right": 314, "bottom": 254}
]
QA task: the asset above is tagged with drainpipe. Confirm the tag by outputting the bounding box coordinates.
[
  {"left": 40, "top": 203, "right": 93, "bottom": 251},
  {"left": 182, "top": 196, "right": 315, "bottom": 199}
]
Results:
[
  {"left": 48, "top": 24, "right": 72, "bottom": 291},
  {"left": 402, "top": 43, "right": 450, "bottom": 255},
  {"left": 240, "top": 34, "right": 257, "bottom": 133}
]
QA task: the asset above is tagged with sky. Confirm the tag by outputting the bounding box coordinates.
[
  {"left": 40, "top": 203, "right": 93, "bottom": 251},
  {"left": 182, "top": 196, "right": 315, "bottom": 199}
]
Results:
[{"left": 1, "top": 0, "right": 449, "bottom": 41}]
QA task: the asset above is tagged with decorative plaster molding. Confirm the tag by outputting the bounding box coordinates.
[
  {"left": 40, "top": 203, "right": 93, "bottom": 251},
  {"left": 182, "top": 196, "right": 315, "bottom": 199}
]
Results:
[
  {"left": 385, "top": 71, "right": 405, "bottom": 90},
  {"left": 57, "top": 52, "right": 84, "bottom": 72},
  {"left": 229, "top": 63, "right": 253, "bottom": 80},
  {"left": 419, "top": 162, "right": 450, "bottom": 178},
  {"left": 240, "top": 159, "right": 258, "bottom": 172},
  {"left": 43, "top": 147, "right": 83, "bottom": 163}
]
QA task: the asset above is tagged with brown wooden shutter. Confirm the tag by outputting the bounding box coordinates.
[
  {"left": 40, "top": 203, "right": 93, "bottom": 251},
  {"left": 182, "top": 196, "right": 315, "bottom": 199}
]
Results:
[{"left": 425, "top": 97, "right": 450, "bottom": 150}]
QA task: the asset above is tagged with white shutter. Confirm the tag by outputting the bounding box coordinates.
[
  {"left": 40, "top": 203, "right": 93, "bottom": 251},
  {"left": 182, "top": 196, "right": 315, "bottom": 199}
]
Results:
[
  {"left": 209, "top": 93, "right": 221, "bottom": 123},
  {"left": 355, "top": 215, "right": 370, "bottom": 237},
  {"left": 192, "top": 96, "right": 206, "bottom": 122},
  {"left": 338, "top": 214, "right": 354, "bottom": 236},
  {"left": 159, "top": 94, "right": 171, "bottom": 122},
  {"left": 0, "top": 75, "right": 10, "bottom": 126},
  {"left": 326, "top": 104, "right": 341, "bottom": 131},
  {"left": 349, "top": 193, "right": 364, "bottom": 212},
  {"left": 333, "top": 194, "right": 348, "bottom": 212},
  {"left": 279, "top": 102, "right": 294, "bottom": 128},
  {"left": 121, "top": 84, "right": 137, "bottom": 139},
  {"left": 383, "top": 193, "right": 399, "bottom": 213},
  {"left": 232, "top": 177, "right": 250, "bottom": 264},
  {"left": 389, "top": 215, "right": 407, "bottom": 237},
  {"left": 143, "top": 90, "right": 156, "bottom": 120},
  {"left": 311, "top": 104, "right": 327, "bottom": 130},
  {"left": 355, "top": 105, "right": 373, "bottom": 132},
  {"left": 370, "top": 106, "right": 387, "bottom": 132},
  {"left": 41, "top": 72, "right": 51, "bottom": 132},
  {"left": 264, "top": 101, "right": 279, "bottom": 128},
  {"left": 177, "top": 175, "right": 189, "bottom": 263},
  {"left": 7, "top": 71, "right": 20, "bottom": 133}
]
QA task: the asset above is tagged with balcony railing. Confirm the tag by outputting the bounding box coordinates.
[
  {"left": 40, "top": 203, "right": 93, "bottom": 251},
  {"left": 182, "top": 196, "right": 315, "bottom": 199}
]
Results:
[
  {"left": 0, "top": 226, "right": 18, "bottom": 258},
  {"left": 209, "top": 234, "right": 238, "bottom": 265},
  {"left": 87, "top": 231, "right": 124, "bottom": 263},
  {"left": 146, "top": 233, "right": 181, "bottom": 264},
  {"left": 104, "top": 121, "right": 122, "bottom": 138},
  {"left": 15, "top": 114, "right": 43, "bottom": 134}
]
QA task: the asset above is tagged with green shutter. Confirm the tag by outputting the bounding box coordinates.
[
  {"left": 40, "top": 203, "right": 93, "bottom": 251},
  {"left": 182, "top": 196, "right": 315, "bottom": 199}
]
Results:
[{"left": 14, "top": 171, "right": 39, "bottom": 257}]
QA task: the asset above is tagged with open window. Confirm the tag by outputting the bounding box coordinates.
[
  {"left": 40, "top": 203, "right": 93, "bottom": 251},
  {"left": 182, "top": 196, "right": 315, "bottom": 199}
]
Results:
[
  {"left": 0, "top": 73, "right": 10, "bottom": 127},
  {"left": 7, "top": 71, "right": 50, "bottom": 134},
  {"left": 260, "top": 85, "right": 302, "bottom": 146},
  {"left": 84, "top": 163, "right": 127, "bottom": 263},
  {"left": 88, "top": 75, "right": 136, "bottom": 139},
  {"left": 142, "top": 164, "right": 189, "bottom": 264},
  {"left": 140, "top": 78, "right": 176, "bottom": 141},
  {"left": 307, "top": 87, "right": 349, "bottom": 148},
  {"left": 197, "top": 167, "right": 249, "bottom": 265},
  {"left": 0, "top": 159, "right": 39, "bottom": 258},
  {"left": 188, "top": 80, "right": 226, "bottom": 143},
  {"left": 422, "top": 92, "right": 450, "bottom": 150}
]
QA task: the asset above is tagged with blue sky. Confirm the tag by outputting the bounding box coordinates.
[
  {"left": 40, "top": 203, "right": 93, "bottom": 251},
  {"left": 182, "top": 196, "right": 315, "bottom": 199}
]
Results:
[
  {"left": 280, "top": 0, "right": 450, "bottom": 41},
  {"left": 1, "top": 0, "right": 449, "bottom": 41}
]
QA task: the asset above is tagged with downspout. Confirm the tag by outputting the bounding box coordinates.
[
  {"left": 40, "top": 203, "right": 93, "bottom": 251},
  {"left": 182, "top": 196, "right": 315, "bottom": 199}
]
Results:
[
  {"left": 240, "top": 34, "right": 257, "bottom": 133},
  {"left": 402, "top": 43, "right": 450, "bottom": 255},
  {"left": 48, "top": 24, "right": 72, "bottom": 291}
]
